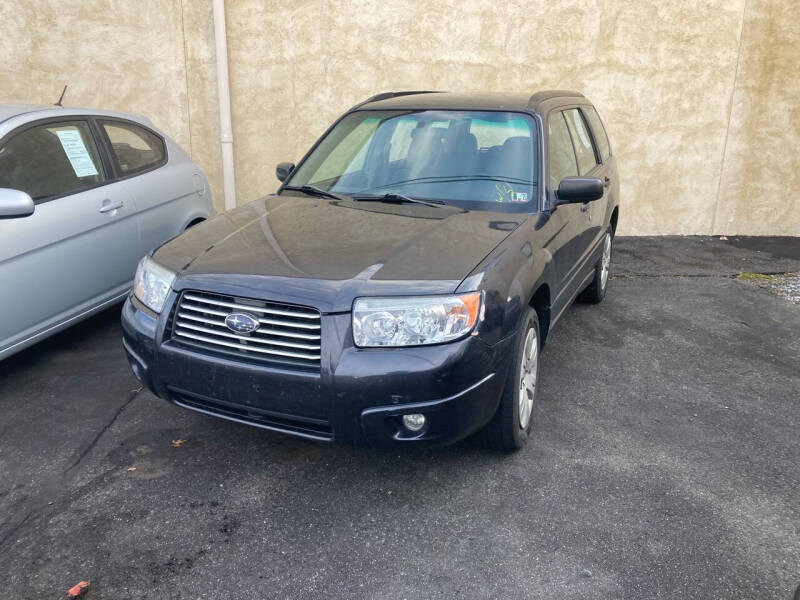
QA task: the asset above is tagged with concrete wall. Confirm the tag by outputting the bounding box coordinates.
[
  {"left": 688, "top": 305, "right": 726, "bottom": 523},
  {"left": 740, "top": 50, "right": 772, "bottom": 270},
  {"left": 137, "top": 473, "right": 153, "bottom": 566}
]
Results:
[{"left": 2, "top": 0, "right": 798, "bottom": 236}]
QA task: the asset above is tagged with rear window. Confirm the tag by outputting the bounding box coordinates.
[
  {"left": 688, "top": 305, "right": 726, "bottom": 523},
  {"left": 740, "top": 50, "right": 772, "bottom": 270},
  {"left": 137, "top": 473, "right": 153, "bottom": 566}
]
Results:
[{"left": 101, "top": 121, "right": 165, "bottom": 175}]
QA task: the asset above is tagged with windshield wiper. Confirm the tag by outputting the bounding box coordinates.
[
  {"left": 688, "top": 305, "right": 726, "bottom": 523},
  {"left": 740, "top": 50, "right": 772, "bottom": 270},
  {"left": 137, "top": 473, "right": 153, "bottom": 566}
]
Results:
[
  {"left": 283, "top": 185, "right": 351, "bottom": 202},
  {"left": 353, "top": 193, "right": 446, "bottom": 208}
]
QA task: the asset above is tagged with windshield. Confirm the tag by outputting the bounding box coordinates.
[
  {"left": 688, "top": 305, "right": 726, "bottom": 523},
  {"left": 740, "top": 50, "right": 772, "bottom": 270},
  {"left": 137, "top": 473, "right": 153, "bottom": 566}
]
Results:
[{"left": 285, "top": 110, "right": 538, "bottom": 210}]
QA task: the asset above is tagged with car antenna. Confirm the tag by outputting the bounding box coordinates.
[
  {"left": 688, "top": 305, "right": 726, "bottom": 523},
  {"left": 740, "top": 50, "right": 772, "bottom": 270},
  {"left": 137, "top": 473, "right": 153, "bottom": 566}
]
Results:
[{"left": 54, "top": 85, "right": 68, "bottom": 107}]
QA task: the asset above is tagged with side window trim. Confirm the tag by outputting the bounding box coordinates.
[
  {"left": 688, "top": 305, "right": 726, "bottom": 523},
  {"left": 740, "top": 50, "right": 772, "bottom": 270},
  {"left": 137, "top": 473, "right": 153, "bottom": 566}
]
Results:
[
  {"left": 87, "top": 117, "right": 117, "bottom": 179},
  {"left": 576, "top": 107, "right": 602, "bottom": 165},
  {"left": 95, "top": 117, "right": 168, "bottom": 180},
  {"left": 0, "top": 116, "right": 110, "bottom": 206}
]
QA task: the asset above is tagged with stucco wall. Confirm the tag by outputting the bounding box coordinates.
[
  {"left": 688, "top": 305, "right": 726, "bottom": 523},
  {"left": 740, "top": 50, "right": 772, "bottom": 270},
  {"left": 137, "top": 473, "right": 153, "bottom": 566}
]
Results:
[
  {"left": 0, "top": 0, "right": 223, "bottom": 208},
  {"left": 714, "top": 0, "right": 800, "bottom": 236},
  {"left": 1, "top": 0, "right": 798, "bottom": 236}
]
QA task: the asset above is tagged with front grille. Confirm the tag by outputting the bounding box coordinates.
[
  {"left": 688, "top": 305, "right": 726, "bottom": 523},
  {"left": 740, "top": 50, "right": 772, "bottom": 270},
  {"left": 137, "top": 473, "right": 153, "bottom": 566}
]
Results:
[
  {"left": 169, "top": 290, "right": 321, "bottom": 370},
  {"left": 169, "top": 388, "right": 333, "bottom": 441}
]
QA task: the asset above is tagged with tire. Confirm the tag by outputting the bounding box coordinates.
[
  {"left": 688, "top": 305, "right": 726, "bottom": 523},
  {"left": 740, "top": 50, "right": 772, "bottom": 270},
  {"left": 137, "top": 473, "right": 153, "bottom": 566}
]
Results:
[
  {"left": 579, "top": 230, "right": 613, "bottom": 304},
  {"left": 485, "top": 307, "right": 540, "bottom": 452}
]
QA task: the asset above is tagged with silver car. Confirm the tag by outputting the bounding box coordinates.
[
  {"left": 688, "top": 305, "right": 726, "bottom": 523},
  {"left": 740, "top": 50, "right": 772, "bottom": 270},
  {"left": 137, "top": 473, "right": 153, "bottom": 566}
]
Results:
[{"left": 0, "top": 104, "right": 215, "bottom": 360}]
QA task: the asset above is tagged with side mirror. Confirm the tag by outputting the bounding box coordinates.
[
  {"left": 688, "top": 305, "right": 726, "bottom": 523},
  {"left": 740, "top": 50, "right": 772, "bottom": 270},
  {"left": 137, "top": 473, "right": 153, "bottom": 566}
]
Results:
[
  {"left": 556, "top": 177, "right": 603, "bottom": 205},
  {"left": 0, "top": 188, "right": 34, "bottom": 219},
  {"left": 276, "top": 162, "right": 295, "bottom": 183}
]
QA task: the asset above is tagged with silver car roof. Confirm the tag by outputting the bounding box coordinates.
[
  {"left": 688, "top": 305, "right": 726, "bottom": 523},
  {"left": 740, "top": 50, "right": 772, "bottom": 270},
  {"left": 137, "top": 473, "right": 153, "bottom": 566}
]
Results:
[{"left": 0, "top": 104, "right": 157, "bottom": 135}]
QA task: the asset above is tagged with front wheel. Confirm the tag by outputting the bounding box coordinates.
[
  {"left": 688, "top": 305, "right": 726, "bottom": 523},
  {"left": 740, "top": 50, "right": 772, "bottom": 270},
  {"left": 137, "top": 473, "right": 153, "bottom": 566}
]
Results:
[
  {"left": 579, "top": 230, "right": 612, "bottom": 303},
  {"left": 485, "top": 308, "right": 540, "bottom": 452}
]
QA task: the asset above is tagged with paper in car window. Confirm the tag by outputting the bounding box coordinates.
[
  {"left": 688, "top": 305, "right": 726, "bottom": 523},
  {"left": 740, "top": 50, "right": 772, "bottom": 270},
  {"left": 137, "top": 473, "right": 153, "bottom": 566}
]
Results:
[{"left": 55, "top": 129, "right": 99, "bottom": 178}]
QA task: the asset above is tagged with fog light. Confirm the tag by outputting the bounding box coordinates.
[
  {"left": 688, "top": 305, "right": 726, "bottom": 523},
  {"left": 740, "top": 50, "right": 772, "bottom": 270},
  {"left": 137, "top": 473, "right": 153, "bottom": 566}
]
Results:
[{"left": 402, "top": 413, "right": 426, "bottom": 432}]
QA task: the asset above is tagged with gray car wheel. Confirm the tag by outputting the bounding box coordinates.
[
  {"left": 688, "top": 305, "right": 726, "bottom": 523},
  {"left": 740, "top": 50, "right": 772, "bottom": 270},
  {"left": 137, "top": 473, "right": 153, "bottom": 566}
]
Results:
[
  {"left": 579, "top": 230, "right": 613, "bottom": 303},
  {"left": 484, "top": 307, "right": 540, "bottom": 452}
]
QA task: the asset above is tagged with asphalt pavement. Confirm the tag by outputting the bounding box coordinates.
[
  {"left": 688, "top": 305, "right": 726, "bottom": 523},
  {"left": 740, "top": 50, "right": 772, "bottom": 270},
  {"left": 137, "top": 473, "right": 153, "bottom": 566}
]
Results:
[{"left": 0, "top": 236, "right": 798, "bottom": 599}]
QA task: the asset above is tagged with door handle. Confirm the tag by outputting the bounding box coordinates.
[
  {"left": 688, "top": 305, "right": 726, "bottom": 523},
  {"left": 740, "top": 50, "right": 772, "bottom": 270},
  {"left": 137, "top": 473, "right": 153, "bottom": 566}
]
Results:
[
  {"left": 604, "top": 177, "right": 611, "bottom": 189},
  {"left": 581, "top": 202, "right": 590, "bottom": 212},
  {"left": 99, "top": 199, "right": 124, "bottom": 214}
]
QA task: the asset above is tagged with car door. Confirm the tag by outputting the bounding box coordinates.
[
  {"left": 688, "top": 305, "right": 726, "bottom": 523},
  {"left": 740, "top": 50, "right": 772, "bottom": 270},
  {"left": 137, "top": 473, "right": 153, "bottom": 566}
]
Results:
[
  {"left": 0, "top": 118, "right": 140, "bottom": 354},
  {"left": 544, "top": 109, "right": 588, "bottom": 318},
  {"left": 563, "top": 107, "right": 606, "bottom": 260},
  {"left": 97, "top": 118, "right": 199, "bottom": 256},
  {"left": 582, "top": 104, "right": 615, "bottom": 236}
]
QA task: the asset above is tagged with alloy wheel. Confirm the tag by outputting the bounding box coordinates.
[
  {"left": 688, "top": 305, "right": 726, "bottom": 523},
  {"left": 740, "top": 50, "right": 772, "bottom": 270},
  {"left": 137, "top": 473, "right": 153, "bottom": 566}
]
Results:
[
  {"left": 518, "top": 327, "right": 538, "bottom": 429},
  {"left": 600, "top": 232, "right": 612, "bottom": 290}
]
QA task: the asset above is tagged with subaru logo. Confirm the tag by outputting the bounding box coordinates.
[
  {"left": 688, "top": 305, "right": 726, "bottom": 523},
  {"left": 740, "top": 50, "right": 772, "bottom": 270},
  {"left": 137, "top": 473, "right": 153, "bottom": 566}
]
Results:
[{"left": 225, "top": 312, "right": 259, "bottom": 334}]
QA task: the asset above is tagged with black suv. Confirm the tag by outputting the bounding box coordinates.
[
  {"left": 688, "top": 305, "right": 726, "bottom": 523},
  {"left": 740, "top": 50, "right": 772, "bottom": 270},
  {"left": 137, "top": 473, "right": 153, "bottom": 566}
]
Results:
[{"left": 122, "top": 90, "right": 619, "bottom": 451}]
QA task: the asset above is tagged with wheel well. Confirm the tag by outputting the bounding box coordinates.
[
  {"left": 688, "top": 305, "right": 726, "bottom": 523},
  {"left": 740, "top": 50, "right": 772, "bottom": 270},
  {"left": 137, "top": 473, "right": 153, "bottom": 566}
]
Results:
[
  {"left": 186, "top": 217, "right": 205, "bottom": 230},
  {"left": 610, "top": 207, "right": 619, "bottom": 235},
  {"left": 529, "top": 285, "right": 551, "bottom": 347}
]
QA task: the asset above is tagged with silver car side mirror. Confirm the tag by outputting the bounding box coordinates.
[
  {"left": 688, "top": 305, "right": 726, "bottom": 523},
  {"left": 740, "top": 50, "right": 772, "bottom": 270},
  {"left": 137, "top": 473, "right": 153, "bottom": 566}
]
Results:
[{"left": 0, "top": 188, "right": 34, "bottom": 219}]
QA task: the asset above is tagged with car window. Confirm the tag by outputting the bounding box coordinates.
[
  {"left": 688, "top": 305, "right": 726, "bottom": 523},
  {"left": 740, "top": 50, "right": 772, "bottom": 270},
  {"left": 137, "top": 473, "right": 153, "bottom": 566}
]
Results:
[
  {"left": 101, "top": 121, "right": 165, "bottom": 175},
  {"left": 287, "top": 110, "right": 537, "bottom": 210},
  {"left": 583, "top": 106, "right": 611, "bottom": 161},
  {"left": 548, "top": 112, "right": 578, "bottom": 190},
  {"left": 0, "top": 120, "right": 105, "bottom": 201},
  {"left": 564, "top": 109, "right": 598, "bottom": 175},
  {"left": 311, "top": 117, "right": 381, "bottom": 183}
]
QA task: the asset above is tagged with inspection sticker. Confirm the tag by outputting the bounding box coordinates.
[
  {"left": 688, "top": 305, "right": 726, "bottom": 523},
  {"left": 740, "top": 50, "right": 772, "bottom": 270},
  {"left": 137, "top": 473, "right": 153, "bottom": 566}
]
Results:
[
  {"left": 56, "top": 129, "right": 99, "bottom": 178},
  {"left": 514, "top": 192, "right": 528, "bottom": 202}
]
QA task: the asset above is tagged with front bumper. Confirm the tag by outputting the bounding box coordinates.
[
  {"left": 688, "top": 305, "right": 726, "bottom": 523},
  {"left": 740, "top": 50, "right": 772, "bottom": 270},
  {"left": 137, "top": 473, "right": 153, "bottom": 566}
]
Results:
[{"left": 121, "top": 294, "right": 514, "bottom": 447}]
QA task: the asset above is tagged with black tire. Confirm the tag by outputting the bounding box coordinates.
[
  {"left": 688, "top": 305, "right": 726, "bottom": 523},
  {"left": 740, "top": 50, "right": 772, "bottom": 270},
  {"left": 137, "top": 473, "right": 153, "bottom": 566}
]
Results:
[
  {"left": 485, "top": 307, "right": 540, "bottom": 452},
  {"left": 579, "top": 229, "right": 613, "bottom": 304}
]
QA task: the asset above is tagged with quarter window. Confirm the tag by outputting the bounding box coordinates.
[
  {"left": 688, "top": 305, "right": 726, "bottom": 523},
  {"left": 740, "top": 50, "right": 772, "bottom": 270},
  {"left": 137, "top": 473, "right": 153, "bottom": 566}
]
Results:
[
  {"left": 101, "top": 121, "right": 165, "bottom": 175},
  {"left": 564, "top": 109, "right": 598, "bottom": 175},
  {"left": 584, "top": 106, "right": 611, "bottom": 161},
  {"left": 0, "top": 120, "right": 105, "bottom": 201},
  {"left": 548, "top": 112, "right": 578, "bottom": 190}
]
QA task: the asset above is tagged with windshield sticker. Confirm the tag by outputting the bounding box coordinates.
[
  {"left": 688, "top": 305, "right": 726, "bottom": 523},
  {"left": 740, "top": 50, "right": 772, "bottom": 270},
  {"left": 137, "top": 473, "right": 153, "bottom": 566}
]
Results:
[
  {"left": 514, "top": 192, "right": 528, "bottom": 202},
  {"left": 495, "top": 182, "right": 514, "bottom": 203},
  {"left": 55, "top": 129, "right": 99, "bottom": 178}
]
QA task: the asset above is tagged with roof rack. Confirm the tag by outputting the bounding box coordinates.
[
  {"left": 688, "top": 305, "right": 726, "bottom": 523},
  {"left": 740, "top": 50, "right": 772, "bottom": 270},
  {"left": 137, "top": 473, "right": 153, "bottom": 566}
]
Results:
[
  {"left": 351, "top": 90, "right": 440, "bottom": 110},
  {"left": 527, "top": 90, "right": 585, "bottom": 108}
]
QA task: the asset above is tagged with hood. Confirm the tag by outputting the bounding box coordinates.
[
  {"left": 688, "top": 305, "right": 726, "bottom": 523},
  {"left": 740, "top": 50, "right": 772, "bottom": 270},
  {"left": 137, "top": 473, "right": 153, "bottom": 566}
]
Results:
[{"left": 154, "top": 194, "right": 524, "bottom": 311}]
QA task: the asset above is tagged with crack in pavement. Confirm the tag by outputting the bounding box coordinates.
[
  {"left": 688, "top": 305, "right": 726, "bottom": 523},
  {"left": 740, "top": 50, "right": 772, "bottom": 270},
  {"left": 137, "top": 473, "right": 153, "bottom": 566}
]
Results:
[
  {"left": 0, "top": 462, "right": 122, "bottom": 558},
  {"left": 0, "top": 510, "right": 33, "bottom": 549},
  {"left": 64, "top": 386, "right": 143, "bottom": 475},
  {"left": 0, "top": 386, "right": 144, "bottom": 553}
]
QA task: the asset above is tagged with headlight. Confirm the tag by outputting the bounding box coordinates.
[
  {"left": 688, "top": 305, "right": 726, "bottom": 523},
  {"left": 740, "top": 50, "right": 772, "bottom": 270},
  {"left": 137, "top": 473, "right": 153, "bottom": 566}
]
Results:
[
  {"left": 133, "top": 256, "right": 176, "bottom": 313},
  {"left": 353, "top": 292, "right": 481, "bottom": 347}
]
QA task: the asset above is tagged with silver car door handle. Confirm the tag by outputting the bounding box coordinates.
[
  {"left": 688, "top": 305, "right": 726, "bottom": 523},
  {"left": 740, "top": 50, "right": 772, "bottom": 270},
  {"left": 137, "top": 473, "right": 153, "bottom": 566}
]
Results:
[
  {"left": 581, "top": 202, "right": 590, "bottom": 212},
  {"left": 99, "top": 199, "right": 124, "bottom": 213}
]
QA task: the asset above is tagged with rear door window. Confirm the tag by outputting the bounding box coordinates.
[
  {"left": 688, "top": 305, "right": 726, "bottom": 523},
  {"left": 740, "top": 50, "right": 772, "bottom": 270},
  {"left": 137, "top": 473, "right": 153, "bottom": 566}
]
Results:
[
  {"left": 101, "top": 121, "right": 165, "bottom": 175},
  {"left": 563, "top": 109, "right": 598, "bottom": 175},
  {"left": 583, "top": 106, "right": 611, "bottom": 161},
  {"left": 0, "top": 120, "right": 105, "bottom": 201},
  {"left": 548, "top": 112, "right": 578, "bottom": 190}
]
